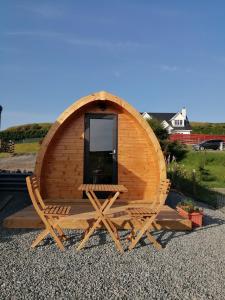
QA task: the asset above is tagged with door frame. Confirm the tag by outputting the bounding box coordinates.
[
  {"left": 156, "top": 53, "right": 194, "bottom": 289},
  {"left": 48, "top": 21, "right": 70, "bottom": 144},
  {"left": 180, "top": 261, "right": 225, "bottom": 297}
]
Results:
[{"left": 83, "top": 113, "right": 118, "bottom": 184}]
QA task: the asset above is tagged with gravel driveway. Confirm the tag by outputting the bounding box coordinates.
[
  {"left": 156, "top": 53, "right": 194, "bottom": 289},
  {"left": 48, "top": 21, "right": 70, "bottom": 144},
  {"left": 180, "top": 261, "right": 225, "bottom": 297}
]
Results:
[
  {"left": 0, "top": 154, "right": 36, "bottom": 172},
  {"left": 1, "top": 204, "right": 225, "bottom": 299}
]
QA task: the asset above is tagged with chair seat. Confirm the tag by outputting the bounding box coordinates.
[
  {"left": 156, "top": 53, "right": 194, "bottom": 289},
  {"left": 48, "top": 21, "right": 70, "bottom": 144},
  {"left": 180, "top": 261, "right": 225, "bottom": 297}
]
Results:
[
  {"left": 44, "top": 205, "right": 71, "bottom": 216},
  {"left": 126, "top": 207, "right": 157, "bottom": 217}
]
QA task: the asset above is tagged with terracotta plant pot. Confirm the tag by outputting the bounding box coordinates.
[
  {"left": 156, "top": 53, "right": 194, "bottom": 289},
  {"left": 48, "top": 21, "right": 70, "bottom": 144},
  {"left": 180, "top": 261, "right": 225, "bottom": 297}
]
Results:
[{"left": 177, "top": 206, "right": 203, "bottom": 227}]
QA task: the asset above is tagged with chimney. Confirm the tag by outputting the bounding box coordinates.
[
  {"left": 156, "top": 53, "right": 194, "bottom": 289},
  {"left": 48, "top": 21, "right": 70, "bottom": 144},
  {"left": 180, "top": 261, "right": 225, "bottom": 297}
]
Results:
[{"left": 181, "top": 107, "right": 186, "bottom": 119}]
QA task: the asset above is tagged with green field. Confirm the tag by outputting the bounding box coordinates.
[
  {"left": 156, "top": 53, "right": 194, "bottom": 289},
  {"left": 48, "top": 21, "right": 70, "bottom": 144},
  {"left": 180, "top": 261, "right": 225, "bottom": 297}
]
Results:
[
  {"left": 15, "top": 142, "right": 40, "bottom": 154},
  {"left": 178, "top": 151, "right": 225, "bottom": 188},
  {"left": 0, "top": 142, "right": 40, "bottom": 158}
]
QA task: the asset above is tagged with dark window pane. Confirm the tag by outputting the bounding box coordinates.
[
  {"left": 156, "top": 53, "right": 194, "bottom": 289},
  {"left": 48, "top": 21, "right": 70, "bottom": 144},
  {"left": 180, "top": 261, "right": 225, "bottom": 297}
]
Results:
[{"left": 90, "top": 119, "right": 114, "bottom": 152}]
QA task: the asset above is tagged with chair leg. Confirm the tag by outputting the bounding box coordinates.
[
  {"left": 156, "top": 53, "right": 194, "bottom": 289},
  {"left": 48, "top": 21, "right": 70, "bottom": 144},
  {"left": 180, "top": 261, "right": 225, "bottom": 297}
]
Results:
[
  {"left": 54, "top": 224, "right": 68, "bottom": 241},
  {"left": 31, "top": 229, "right": 49, "bottom": 248},
  {"left": 47, "top": 226, "right": 65, "bottom": 251},
  {"left": 128, "top": 217, "right": 155, "bottom": 251},
  {"left": 126, "top": 227, "right": 136, "bottom": 241},
  {"left": 145, "top": 231, "right": 162, "bottom": 250}
]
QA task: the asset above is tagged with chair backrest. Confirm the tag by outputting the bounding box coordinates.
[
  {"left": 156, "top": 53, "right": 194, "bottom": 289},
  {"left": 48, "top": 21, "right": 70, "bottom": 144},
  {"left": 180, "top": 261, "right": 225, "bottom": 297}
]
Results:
[
  {"left": 158, "top": 179, "right": 171, "bottom": 207},
  {"left": 26, "top": 175, "right": 46, "bottom": 217},
  {"left": 150, "top": 179, "right": 171, "bottom": 211}
]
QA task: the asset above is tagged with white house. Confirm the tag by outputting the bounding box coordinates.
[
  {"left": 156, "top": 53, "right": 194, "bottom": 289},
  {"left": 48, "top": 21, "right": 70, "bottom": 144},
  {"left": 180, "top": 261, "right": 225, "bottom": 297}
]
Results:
[{"left": 142, "top": 107, "right": 192, "bottom": 134}]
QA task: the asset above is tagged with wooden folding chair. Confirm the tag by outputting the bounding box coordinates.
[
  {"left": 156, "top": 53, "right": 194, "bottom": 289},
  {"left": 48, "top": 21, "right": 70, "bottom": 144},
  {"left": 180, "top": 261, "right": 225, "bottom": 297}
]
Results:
[
  {"left": 26, "top": 175, "right": 71, "bottom": 251},
  {"left": 126, "top": 179, "right": 171, "bottom": 251}
]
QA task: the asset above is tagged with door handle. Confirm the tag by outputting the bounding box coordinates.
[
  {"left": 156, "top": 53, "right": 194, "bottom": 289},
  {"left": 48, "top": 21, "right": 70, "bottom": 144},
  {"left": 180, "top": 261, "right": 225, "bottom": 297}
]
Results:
[{"left": 109, "top": 149, "right": 116, "bottom": 155}]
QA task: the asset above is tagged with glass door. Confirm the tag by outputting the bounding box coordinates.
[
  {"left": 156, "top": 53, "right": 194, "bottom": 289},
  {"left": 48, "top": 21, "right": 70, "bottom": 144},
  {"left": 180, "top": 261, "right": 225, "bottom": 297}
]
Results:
[{"left": 84, "top": 113, "right": 118, "bottom": 185}]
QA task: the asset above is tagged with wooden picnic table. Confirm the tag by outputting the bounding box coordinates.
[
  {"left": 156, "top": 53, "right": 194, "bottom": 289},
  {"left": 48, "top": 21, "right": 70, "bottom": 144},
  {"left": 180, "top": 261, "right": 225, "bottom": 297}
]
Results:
[{"left": 77, "top": 184, "right": 128, "bottom": 253}]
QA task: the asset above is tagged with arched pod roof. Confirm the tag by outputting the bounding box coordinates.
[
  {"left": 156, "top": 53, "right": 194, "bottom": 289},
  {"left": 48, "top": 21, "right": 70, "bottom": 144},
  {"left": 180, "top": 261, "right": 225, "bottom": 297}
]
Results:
[{"left": 35, "top": 91, "right": 166, "bottom": 181}]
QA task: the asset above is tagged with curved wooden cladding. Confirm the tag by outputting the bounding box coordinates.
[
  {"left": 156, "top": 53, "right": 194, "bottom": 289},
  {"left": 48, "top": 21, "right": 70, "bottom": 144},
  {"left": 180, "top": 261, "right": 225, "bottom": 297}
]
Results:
[{"left": 35, "top": 91, "right": 166, "bottom": 202}]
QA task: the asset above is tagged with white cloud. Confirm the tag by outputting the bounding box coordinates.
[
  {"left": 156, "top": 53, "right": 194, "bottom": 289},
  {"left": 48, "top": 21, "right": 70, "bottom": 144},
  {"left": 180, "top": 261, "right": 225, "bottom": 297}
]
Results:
[
  {"left": 18, "top": 3, "right": 64, "bottom": 19},
  {"left": 159, "top": 64, "right": 179, "bottom": 72},
  {"left": 5, "top": 31, "right": 152, "bottom": 50},
  {"left": 5, "top": 31, "right": 60, "bottom": 38}
]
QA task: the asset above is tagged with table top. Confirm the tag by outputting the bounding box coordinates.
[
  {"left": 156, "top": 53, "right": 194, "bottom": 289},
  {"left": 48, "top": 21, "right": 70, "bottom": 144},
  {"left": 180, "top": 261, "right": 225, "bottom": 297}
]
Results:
[{"left": 78, "top": 184, "right": 128, "bottom": 193}]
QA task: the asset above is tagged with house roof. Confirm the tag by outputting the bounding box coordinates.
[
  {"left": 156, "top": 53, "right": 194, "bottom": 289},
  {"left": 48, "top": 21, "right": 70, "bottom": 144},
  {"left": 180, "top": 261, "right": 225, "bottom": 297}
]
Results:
[
  {"left": 146, "top": 112, "right": 176, "bottom": 121},
  {"left": 142, "top": 112, "right": 192, "bottom": 131}
]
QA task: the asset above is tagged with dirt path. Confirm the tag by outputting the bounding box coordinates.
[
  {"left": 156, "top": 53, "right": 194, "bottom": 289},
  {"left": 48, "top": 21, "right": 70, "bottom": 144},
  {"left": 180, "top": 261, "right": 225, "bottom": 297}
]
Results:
[{"left": 0, "top": 154, "right": 36, "bottom": 172}]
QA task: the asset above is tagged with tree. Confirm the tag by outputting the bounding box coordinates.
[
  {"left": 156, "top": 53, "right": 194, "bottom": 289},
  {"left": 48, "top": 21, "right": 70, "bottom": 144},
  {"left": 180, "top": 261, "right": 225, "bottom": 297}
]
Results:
[
  {"left": 146, "top": 118, "right": 168, "bottom": 141},
  {"left": 147, "top": 117, "right": 187, "bottom": 162}
]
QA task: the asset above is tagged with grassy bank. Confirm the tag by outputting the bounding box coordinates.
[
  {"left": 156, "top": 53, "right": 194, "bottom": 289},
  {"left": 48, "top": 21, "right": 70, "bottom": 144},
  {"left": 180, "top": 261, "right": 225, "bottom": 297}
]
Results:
[
  {"left": 168, "top": 150, "right": 225, "bottom": 207},
  {"left": 191, "top": 122, "right": 225, "bottom": 134},
  {"left": 179, "top": 151, "right": 225, "bottom": 188}
]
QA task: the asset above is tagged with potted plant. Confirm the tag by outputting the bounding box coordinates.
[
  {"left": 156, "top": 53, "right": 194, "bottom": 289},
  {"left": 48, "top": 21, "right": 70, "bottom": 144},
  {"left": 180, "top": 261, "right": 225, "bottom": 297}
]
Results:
[{"left": 176, "top": 199, "right": 204, "bottom": 227}]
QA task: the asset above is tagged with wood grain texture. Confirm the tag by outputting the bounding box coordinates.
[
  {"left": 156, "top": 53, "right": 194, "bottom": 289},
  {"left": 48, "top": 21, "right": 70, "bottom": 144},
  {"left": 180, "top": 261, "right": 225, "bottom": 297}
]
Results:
[{"left": 35, "top": 91, "right": 167, "bottom": 202}]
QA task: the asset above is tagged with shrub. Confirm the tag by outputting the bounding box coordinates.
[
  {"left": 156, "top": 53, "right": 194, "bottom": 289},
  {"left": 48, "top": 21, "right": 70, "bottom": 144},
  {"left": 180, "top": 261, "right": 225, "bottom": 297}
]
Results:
[
  {"left": 177, "top": 199, "right": 201, "bottom": 213},
  {"left": 167, "top": 163, "right": 217, "bottom": 207},
  {"left": 146, "top": 118, "right": 187, "bottom": 162},
  {"left": 163, "top": 140, "right": 188, "bottom": 162}
]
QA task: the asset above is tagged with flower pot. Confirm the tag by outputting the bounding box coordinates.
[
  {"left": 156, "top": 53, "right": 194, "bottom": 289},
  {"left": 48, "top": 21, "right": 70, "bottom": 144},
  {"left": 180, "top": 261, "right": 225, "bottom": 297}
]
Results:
[{"left": 176, "top": 206, "right": 203, "bottom": 227}]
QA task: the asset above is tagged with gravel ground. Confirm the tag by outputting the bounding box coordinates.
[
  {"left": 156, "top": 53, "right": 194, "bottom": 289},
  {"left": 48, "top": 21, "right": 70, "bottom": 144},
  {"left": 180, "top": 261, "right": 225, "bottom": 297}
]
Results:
[
  {"left": 0, "top": 154, "right": 36, "bottom": 172},
  {"left": 1, "top": 204, "right": 225, "bottom": 299}
]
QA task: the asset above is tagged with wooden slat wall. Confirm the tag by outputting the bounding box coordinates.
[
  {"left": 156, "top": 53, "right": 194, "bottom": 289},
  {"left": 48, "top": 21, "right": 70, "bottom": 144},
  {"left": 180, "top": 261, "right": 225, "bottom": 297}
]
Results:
[
  {"left": 118, "top": 111, "right": 158, "bottom": 200},
  {"left": 40, "top": 102, "right": 159, "bottom": 201}
]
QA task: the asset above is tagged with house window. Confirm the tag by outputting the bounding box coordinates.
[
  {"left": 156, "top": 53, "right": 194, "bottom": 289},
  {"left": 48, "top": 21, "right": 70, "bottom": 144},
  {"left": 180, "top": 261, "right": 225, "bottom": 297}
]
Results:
[{"left": 174, "top": 120, "right": 183, "bottom": 126}]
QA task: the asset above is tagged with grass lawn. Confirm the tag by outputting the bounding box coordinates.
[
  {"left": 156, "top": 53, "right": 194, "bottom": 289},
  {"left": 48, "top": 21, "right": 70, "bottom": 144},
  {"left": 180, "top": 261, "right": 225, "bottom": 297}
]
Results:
[
  {"left": 179, "top": 150, "right": 225, "bottom": 188},
  {"left": 0, "top": 142, "right": 40, "bottom": 158},
  {"left": 15, "top": 142, "right": 40, "bottom": 154},
  {"left": 0, "top": 152, "right": 11, "bottom": 158}
]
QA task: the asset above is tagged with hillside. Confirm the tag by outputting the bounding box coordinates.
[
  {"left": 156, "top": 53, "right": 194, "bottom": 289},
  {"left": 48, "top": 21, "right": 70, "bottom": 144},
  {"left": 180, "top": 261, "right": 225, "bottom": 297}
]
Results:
[
  {"left": 5, "top": 123, "right": 52, "bottom": 131},
  {"left": 0, "top": 123, "right": 53, "bottom": 141},
  {"left": 190, "top": 122, "right": 225, "bottom": 135},
  {"left": 1, "top": 121, "right": 225, "bottom": 141}
]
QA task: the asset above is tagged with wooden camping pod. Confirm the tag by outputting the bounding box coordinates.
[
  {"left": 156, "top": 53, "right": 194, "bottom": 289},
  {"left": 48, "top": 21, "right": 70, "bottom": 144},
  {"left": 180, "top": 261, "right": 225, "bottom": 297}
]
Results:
[{"left": 35, "top": 91, "right": 167, "bottom": 202}]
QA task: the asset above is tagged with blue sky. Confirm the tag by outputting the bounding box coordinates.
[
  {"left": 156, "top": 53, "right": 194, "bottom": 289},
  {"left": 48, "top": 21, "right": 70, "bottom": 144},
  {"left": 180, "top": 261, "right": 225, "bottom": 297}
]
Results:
[{"left": 1, "top": 0, "right": 225, "bottom": 129}]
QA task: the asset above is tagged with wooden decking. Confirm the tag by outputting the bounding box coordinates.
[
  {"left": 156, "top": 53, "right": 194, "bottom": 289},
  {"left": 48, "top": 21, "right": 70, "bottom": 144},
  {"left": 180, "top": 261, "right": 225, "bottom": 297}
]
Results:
[{"left": 3, "top": 202, "right": 192, "bottom": 230}]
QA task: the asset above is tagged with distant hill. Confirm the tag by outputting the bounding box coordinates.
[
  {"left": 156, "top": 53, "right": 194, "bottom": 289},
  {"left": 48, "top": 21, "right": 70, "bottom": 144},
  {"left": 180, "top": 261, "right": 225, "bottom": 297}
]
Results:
[
  {"left": 5, "top": 123, "right": 52, "bottom": 131},
  {"left": 191, "top": 122, "right": 225, "bottom": 135},
  {"left": 0, "top": 123, "right": 53, "bottom": 141},
  {"left": 1, "top": 121, "right": 225, "bottom": 142}
]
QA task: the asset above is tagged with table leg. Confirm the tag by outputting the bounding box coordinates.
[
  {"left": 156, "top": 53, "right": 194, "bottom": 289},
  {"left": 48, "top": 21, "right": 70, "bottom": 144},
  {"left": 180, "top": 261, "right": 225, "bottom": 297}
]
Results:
[{"left": 77, "top": 190, "right": 124, "bottom": 253}]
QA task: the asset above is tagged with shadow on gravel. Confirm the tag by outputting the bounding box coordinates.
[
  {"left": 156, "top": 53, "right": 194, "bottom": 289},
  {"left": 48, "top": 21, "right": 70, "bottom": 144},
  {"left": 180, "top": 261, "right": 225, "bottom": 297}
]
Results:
[
  {"left": 1, "top": 212, "right": 225, "bottom": 250},
  {"left": 153, "top": 213, "right": 225, "bottom": 247},
  {"left": 70, "top": 230, "right": 128, "bottom": 250}
]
